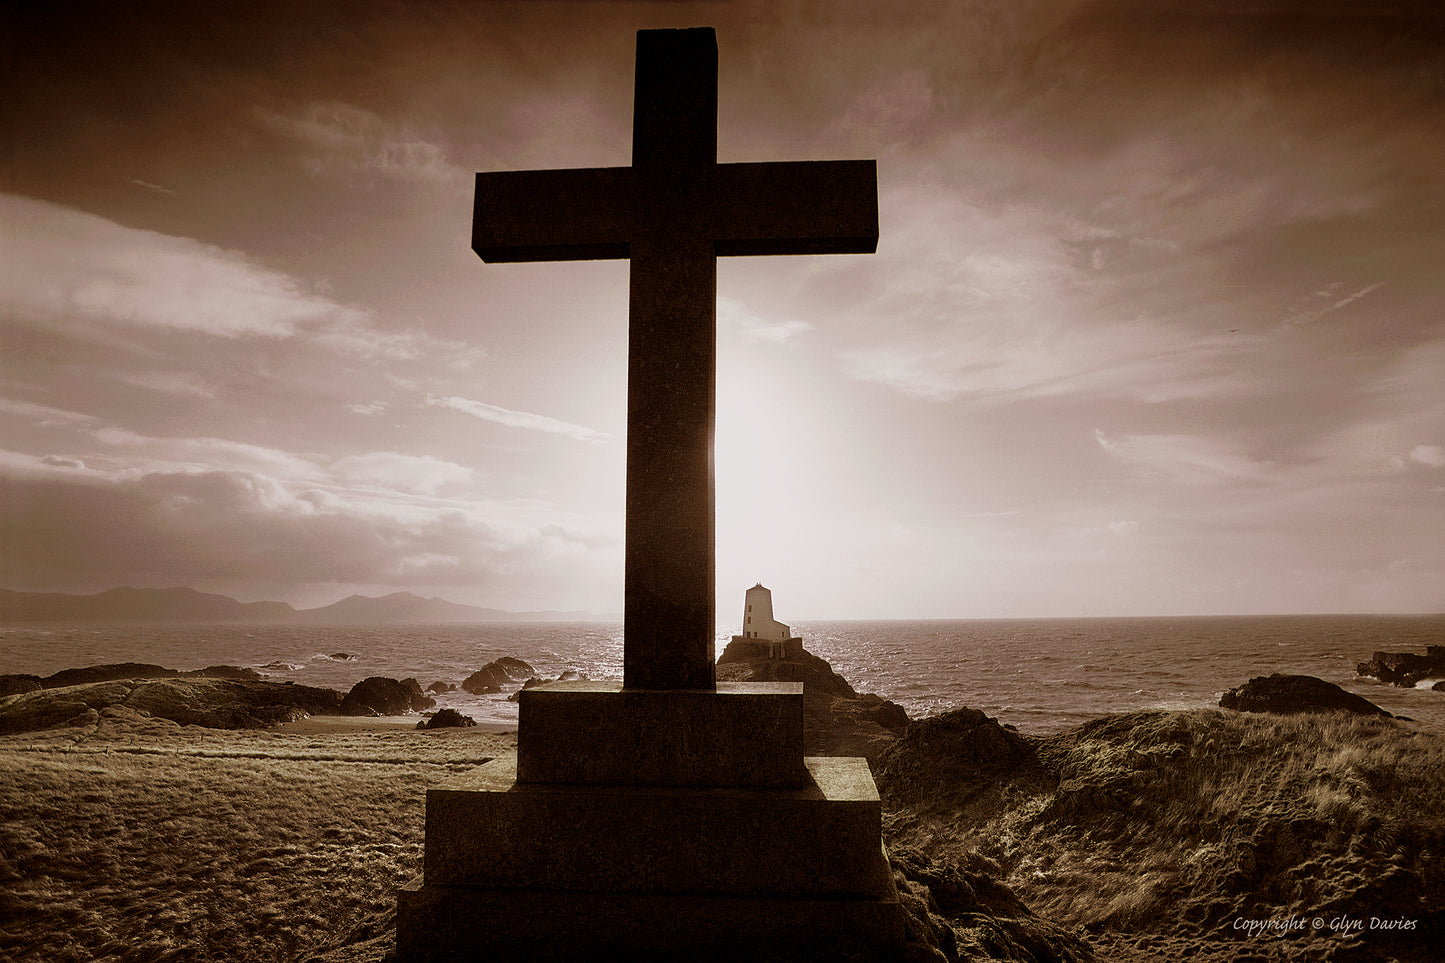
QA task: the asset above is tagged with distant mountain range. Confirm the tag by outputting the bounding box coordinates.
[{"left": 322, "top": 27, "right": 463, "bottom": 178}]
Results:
[{"left": 0, "top": 587, "right": 599, "bottom": 624}]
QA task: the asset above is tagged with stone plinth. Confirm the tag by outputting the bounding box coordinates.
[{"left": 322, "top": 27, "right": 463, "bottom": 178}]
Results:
[
  {"left": 424, "top": 754, "right": 891, "bottom": 895},
  {"left": 517, "top": 680, "right": 807, "bottom": 788},
  {"left": 395, "top": 755, "right": 904, "bottom": 962},
  {"left": 395, "top": 882, "right": 905, "bottom": 963}
]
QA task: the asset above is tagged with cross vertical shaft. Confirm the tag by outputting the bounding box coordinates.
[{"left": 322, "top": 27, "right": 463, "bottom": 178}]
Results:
[
  {"left": 470, "top": 27, "right": 877, "bottom": 693},
  {"left": 624, "top": 29, "right": 719, "bottom": 690}
]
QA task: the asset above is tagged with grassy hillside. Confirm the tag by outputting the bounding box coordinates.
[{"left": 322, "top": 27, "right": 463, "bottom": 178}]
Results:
[{"left": 879, "top": 708, "right": 1444, "bottom": 962}]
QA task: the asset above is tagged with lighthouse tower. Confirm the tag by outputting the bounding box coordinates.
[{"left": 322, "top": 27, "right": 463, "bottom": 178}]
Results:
[{"left": 737, "top": 583, "right": 802, "bottom": 658}]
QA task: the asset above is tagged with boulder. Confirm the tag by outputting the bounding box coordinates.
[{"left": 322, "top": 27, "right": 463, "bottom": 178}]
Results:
[
  {"left": 461, "top": 657, "right": 536, "bottom": 695},
  {"left": 417, "top": 708, "right": 477, "bottom": 730},
  {"left": 426, "top": 681, "right": 456, "bottom": 694},
  {"left": 1219, "top": 674, "right": 1393, "bottom": 717},
  {"left": 339, "top": 676, "right": 436, "bottom": 716}
]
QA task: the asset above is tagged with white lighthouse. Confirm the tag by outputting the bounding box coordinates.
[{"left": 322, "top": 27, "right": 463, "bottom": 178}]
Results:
[{"left": 736, "top": 583, "right": 802, "bottom": 658}]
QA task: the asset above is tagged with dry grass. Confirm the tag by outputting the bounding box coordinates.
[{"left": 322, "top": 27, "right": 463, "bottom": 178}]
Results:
[
  {"left": 0, "top": 711, "right": 511, "bottom": 963},
  {"left": 886, "top": 708, "right": 1445, "bottom": 961}
]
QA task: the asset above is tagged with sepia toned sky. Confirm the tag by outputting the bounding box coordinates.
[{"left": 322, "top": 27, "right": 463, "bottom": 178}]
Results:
[{"left": 2, "top": 0, "right": 1442, "bottom": 618}]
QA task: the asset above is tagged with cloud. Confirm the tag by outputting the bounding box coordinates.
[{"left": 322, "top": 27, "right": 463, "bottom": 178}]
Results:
[
  {"left": 1, "top": 194, "right": 483, "bottom": 369},
  {"left": 427, "top": 395, "right": 609, "bottom": 443},
  {"left": 255, "top": 102, "right": 463, "bottom": 185},
  {"left": 91, "top": 428, "right": 325, "bottom": 482},
  {"left": 1, "top": 194, "right": 367, "bottom": 339},
  {"left": 1095, "top": 429, "right": 1269, "bottom": 485},
  {"left": 128, "top": 179, "right": 177, "bottom": 196},
  {"left": 718, "top": 297, "right": 813, "bottom": 344},
  {"left": 113, "top": 371, "right": 216, "bottom": 398},
  {"left": 0, "top": 442, "right": 618, "bottom": 601},
  {"left": 0, "top": 397, "right": 98, "bottom": 428},
  {"left": 330, "top": 452, "right": 474, "bottom": 495},
  {"left": 1410, "top": 445, "right": 1445, "bottom": 468}
]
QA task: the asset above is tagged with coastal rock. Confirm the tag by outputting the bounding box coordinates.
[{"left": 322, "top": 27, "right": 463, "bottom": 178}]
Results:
[
  {"left": 339, "top": 677, "right": 435, "bottom": 716},
  {"left": 0, "top": 674, "right": 42, "bottom": 697},
  {"left": 715, "top": 640, "right": 908, "bottom": 759},
  {"left": 42, "top": 663, "right": 179, "bottom": 687},
  {"left": 717, "top": 637, "right": 858, "bottom": 698},
  {"left": 0, "top": 680, "right": 136, "bottom": 733},
  {"left": 877, "top": 706, "right": 1054, "bottom": 823},
  {"left": 1356, "top": 646, "right": 1445, "bottom": 688},
  {"left": 0, "top": 678, "right": 344, "bottom": 733},
  {"left": 1219, "top": 674, "right": 1393, "bottom": 717},
  {"left": 426, "top": 681, "right": 456, "bottom": 694},
  {"left": 417, "top": 708, "right": 476, "bottom": 730},
  {"left": 506, "top": 671, "right": 591, "bottom": 702},
  {"left": 461, "top": 657, "right": 535, "bottom": 695},
  {"left": 125, "top": 678, "right": 345, "bottom": 728},
  {"left": 182, "top": 665, "right": 264, "bottom": 682}
]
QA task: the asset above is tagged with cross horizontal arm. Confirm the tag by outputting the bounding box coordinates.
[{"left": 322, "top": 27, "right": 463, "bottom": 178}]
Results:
[
  {"left": 473, "top": 167, "right": 634, "bottom": 262},
  {"left": 712, "top": 160, "right": 878, "bottom": 257}
]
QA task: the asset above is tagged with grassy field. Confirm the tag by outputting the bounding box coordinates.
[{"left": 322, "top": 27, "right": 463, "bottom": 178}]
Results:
[
  {"left": 0, "top": 709, "right": 506, "bottom": 963},
  {"left": 4, "top": 705, "right": 1442, "bottom": 961}
]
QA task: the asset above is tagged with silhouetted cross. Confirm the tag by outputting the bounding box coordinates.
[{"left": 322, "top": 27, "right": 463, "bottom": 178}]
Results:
[{"left": 473, "top": 27, "right": 877, "bottom": 690}]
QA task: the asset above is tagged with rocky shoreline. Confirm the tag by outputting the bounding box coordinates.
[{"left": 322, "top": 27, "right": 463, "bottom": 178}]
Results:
[{"left": 1356, "top": 646, "right": 1445, "bottom": 689}]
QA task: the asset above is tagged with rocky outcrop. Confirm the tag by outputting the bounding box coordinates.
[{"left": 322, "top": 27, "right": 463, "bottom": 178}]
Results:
[
  {"left": 1357, "top": 646, "right": 1445, "bottom": 687},
  {"left": 505, "top": 670, "right": 590, "bottom": 701},
  {"left": 417, "top": 708, "right": 476, "bottom": 730},
  {"left": 0, "top": 678, "right": 344, "bottom": 733},
  {"left": 715, "top": 639, "right": 909, "bottom": 760},
  {"left": 876, "top": 706, "right": 1055, "bottom": 825},
  {"left": 0, "top": 675, "right": 42, "bottom": 697},
  {"left": 461, "top": 657, "right": 536, "bottom": 695},
  {"left": 1219, "top": 674, "right": 1393, "bottom": 717},
  {"left": 7, "top": 663, "right": 265, "bottom": 691},
  {"left": 890, "top": 847, "right": 1095, "bottom": 963},
  {"left": 426, "top": 681, "right": 456, "bottom": 694},
  {"left": 338, "top": 677, "right": 435, "bottom": 716},
  {"left": 42, "top": 663, "right": 180, "bottom": 687}
]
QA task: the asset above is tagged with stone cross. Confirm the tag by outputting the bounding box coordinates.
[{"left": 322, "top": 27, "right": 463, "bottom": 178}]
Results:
[{"left": 472, "top": 27, "right": 877, "bottom": 691}]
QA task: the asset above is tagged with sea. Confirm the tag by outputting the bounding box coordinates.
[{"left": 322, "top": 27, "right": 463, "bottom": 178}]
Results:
[{"left": 1, "top": 615, "right": 1442, "bottom": 735}]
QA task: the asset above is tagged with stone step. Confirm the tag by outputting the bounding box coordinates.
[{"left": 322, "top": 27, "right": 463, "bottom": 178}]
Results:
[
  {"left": 517, "top": 680, "right": 808, "bottom": 788},
  {"left": 423, "top": 754, "right": 893, "bottom": 898},
  {"left": 396, "top": 877, "right": 905, "bottom": 962}
]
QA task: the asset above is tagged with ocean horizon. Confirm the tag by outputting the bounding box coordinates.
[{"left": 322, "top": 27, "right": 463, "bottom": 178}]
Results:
[{"left": 2, "top": 613, "right": 1442, "bottom": 735}]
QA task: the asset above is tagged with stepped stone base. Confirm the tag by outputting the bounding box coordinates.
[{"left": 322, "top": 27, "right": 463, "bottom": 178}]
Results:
[
  {"left": 518, "top": 680, "right": 808, "bottom": 787},
  {"left": 423, "top": 755, "right": 891, "bottom": 895},
  {"left": 394, "top": 754, "right": 904, "bottom": 961},
  {"left": 395, "top": 880, "right": 905, "bottom": 962}
]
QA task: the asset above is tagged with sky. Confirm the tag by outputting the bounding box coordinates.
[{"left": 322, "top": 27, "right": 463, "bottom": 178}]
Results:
[{"left": 2, "top": 0, "right": 1442, "bottom": 620}]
